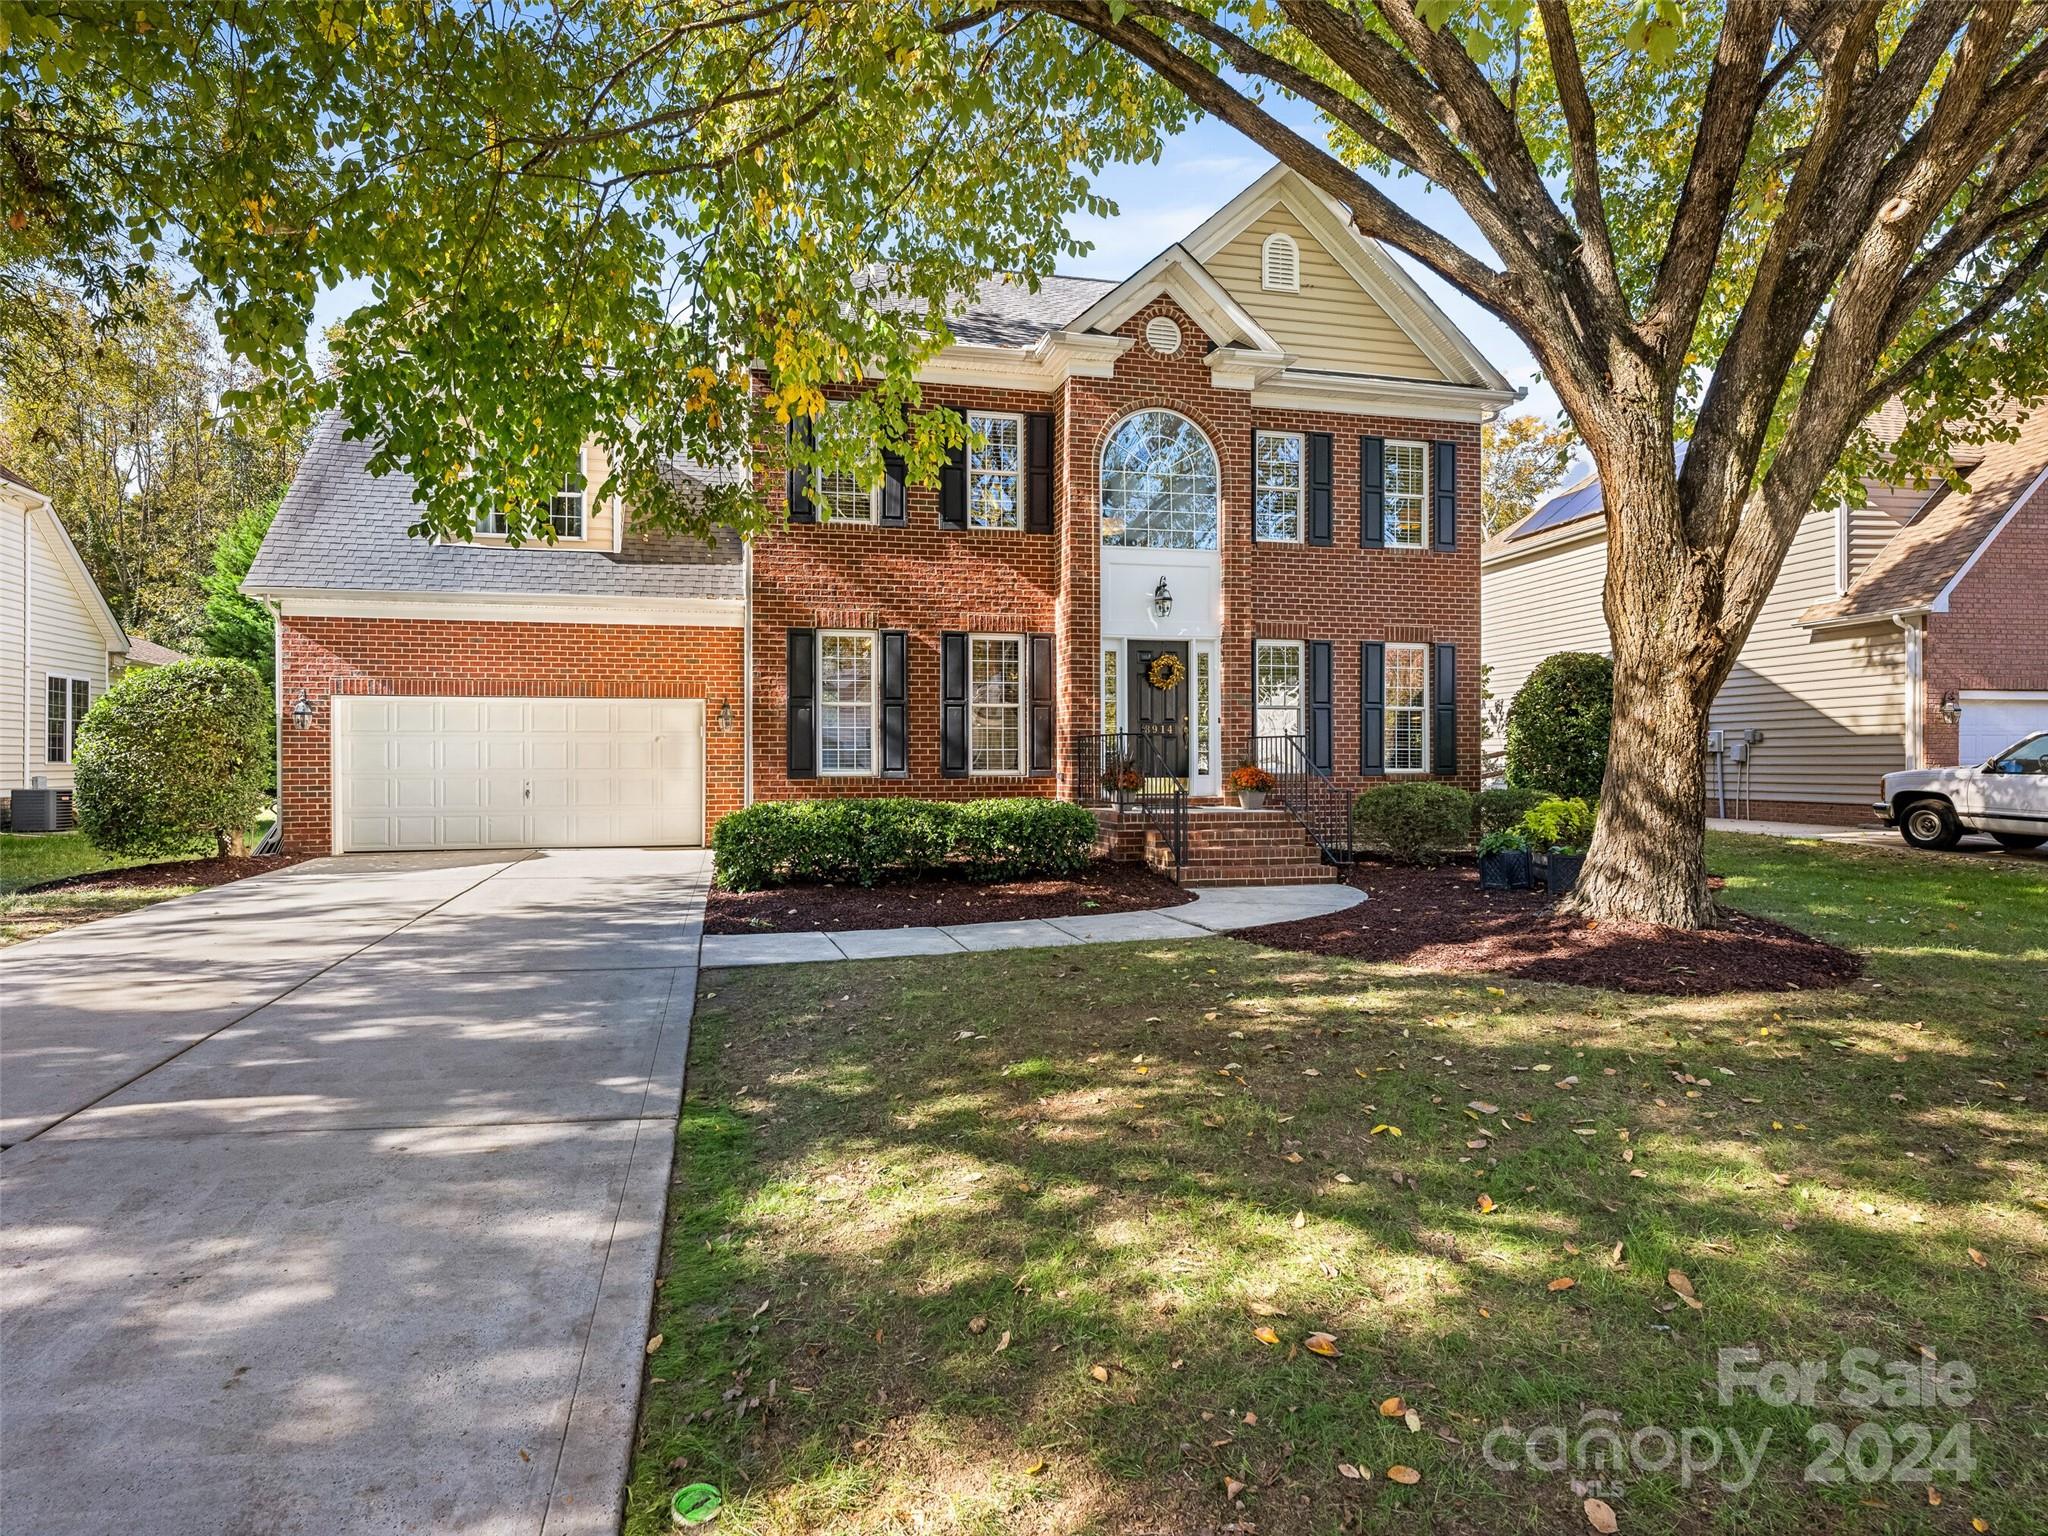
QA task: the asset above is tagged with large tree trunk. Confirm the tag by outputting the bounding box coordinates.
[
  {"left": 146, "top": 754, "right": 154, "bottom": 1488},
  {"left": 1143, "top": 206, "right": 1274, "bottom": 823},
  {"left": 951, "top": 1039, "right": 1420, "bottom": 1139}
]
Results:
[{"left": 1566, "top": 435, "right": 1733, "bottom": 929}]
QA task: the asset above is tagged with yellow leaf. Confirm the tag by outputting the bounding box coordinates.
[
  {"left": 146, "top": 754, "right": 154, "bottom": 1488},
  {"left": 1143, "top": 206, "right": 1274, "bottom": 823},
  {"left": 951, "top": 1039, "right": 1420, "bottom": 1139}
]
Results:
[
  {"left": 1025, "top": 1459, "right": 1046, "bottom": 1475},
  {"left": 1248, "top": 1300, "right": 1288, "bottom": 1317},
  {"left": 1971, "top": 1520, "right": 1988, "bottom": 1532},
  {"left": 1387, "top": 1464, "right": 1421, "bottom": 1485},
  {"left": 1967, "top": 1247, "right": 1988, "bottom": 1268},
  {"left": 1378, "top": 1395, "right": 1405, "bottom": 1417},
  {"left": 644, "top": 1334, "right": 663, "bottom": 1355},
  {"left": 1928, "top": 1486, "right": 1943, "bottom": 1506},
  {"left": 1548, "top": 1277, "right": 1576, "bottom": 1292},
  {"left": 1476, "top": 1193, "right": 1496, "bottom": 1213},
  {"left": 1585, "top": 1495, "right": 1619, "bottom": 1533},
  {"left": 1304, "top": 1332, "right": 1339, "bottom": 1357},
  {"left": 1370, "top": 1123, "right": 1402, "bottom": 1136},
  {"left": 1253, "top": 1325, "right": 1281, "bottom": 1345},
  {"left": 1089, "top": 1364, "right": 1110, "bottom": 1383}
]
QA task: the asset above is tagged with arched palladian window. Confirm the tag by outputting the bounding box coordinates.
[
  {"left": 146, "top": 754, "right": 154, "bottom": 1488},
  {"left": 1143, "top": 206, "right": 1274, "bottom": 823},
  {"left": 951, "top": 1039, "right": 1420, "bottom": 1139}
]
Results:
[{"left": 1100, "top": 409, "right": 1220, "bottom": 550}]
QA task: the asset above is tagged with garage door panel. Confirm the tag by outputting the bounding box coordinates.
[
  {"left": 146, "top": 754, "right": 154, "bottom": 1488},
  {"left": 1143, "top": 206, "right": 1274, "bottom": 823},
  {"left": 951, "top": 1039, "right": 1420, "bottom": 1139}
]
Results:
[
  {"left": 1959, "top": 695, "right": 2048, "bottom": 764},
  {"left": 334, "top": 696, "right": 704, "bottom": 852}
]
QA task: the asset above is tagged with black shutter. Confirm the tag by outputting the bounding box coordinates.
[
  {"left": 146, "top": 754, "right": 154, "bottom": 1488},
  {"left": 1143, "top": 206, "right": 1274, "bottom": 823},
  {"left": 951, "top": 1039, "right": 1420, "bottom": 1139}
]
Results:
[
  {"left": 1249, "top": 429, "right": 1261, "bottom": 543},
  {"left": 939, "top": 437, "right": 967, "bottom": 529},
  {"left": 1433, "top": 642, "right": 1458, "bottom": 775},
  {"left": 1359, "top": 435, "right": 1385, "bottom": 547},
  {"left": 1028, "top": 633, "right": 1055, "bottom": 775},
  {"left": 1308, "top": 640, "right": 1333, "bottom": 771},
  {"left": 880, "top": 452, "right": 908, "bottom": 527},
  {"left": 1307, "top": 433, "right": 1333, "bottom": 545},
  {"left": 1432, "top": 440, "right": 1458, "bottom": 550},
  {"left": 786, "top": 628, "right": 817, "bottom": 778},
  {"left": 1026, "top": 413, "right": 1054, "bottom": 534},
  {"left": 785, "top": 417, "right": 816, "bottom": 524},
  {"left": 940, "top": 631, "right": 969, "bottom": 776},
  {"left": 881, "top": 630, "right": 909, "bottom": 776},
  {"left": 1360, "top": 641, "right": 1385, "bottom": 775}
]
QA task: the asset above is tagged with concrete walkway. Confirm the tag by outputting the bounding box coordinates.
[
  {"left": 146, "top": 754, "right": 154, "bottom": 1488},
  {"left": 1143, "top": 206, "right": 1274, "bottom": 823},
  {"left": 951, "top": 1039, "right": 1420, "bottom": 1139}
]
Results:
[
  {"left": 698, "top": 880, "right": 1365, "bottom": 967},
  {"left": 0, "top": 848, "right": 709, "bottom": 1536}
]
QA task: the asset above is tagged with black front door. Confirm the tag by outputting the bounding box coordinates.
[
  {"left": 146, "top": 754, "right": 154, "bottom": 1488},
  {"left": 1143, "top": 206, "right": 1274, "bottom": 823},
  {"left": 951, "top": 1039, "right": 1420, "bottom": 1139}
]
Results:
[{"left": 1129, "top": 640, "right": 1191, "bottom": 778}]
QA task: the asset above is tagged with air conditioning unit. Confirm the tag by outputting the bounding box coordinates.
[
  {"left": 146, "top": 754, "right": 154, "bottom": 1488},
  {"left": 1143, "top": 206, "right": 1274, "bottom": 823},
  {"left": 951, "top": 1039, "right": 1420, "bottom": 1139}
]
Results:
[{"left": 9, "top": 787, "right": 67, "bottom": 832}]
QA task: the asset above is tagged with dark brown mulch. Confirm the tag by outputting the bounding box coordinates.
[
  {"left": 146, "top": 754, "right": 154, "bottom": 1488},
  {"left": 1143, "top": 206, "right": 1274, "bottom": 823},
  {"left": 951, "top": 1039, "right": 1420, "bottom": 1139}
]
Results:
[
  {"left": 29, "top": 852, "right": 311, "bottom": 894},
  {"left": 1235, "top": 859, "right": 1862, "bottom": 996},
  {"left": 705, "top": 861, "right": 1193, "bottom": 934}
]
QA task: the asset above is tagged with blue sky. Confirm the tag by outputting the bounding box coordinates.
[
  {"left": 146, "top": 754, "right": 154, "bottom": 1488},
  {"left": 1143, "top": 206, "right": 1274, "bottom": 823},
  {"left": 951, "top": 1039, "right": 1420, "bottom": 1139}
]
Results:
[{"left": 309, "top": 113, "right": 1557, "bottom": 425}]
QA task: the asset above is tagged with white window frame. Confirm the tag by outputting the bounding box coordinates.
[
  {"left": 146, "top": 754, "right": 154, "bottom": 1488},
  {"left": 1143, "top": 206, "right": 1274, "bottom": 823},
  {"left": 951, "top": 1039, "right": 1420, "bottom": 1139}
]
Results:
[
  {"left": 969, "top": 632, "right": 1025, "bottom": 776},
  {"left": 1254, "top": 430, "right": 1304, "bottom": 543},
  {"left": 817, "top": 630, "right": 879, "bottom": 776},
  {"left": 1254, "top": 640, "right": 1305, "bottom": 743},
  {"left": 46, "top": 673, "right": 92, "bottom": 764},
  {"left": 1260, "top": 231, "right": 1300, "bottom": 292},
  {"left": 1101, "top": 646, "right": 1119, "bottom": 737},
  {"left": 477, "top": 449, "right": 589, "bottom": 539},
  {"left": 1383, "top": 439, "right": 1429, "bottom": 550},
  {"left": 966, "top": 411, "right": 1024, "bottom": 531},
  {"left": 1385, "top": 642, "right": 1430, "bottom": 774}
]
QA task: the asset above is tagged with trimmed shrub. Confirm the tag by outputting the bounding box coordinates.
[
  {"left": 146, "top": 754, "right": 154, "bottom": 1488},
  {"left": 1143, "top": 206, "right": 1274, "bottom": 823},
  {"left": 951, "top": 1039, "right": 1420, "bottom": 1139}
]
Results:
[
  {"left": 1504, "top": 651, "right": 1613, "bottom": 799},
  {"left": 73, "top": 658, "right": 272, "bottom": 857},
  {"left": 1475, "top": 785, "right": 1552, "bottom": 835},
  {"left": 1351, "top": 782, "right": 1474, "bottom": 865},
  {"left": 1518, "top": 795, "right": 1598, "bottom": 854},
  {"left": 711, "top": 796, "right": 1096, "bottom": 890}
]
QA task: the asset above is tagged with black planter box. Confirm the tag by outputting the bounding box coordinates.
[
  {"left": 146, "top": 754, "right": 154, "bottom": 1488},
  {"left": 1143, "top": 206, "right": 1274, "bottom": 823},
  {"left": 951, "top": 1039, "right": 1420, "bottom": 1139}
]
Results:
[
  {"left": 1544, "top": 851, "right": 1585, "bottom": 896},
  {"left": 1478, "top": 849, "right": 1532, "bottom": 891}
]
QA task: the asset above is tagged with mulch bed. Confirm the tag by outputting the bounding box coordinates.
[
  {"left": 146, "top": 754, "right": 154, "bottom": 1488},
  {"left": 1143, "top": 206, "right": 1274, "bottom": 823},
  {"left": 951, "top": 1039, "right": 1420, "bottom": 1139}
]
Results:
[
  {"left": 1235, "top": 859, "right": 1863, "bottom": 996},
  {"left": 704, "top": 860, "right": 1193, "bottom": 934},
  {"left": 28, "top": 852, "right": 311, "bottom": 894}
]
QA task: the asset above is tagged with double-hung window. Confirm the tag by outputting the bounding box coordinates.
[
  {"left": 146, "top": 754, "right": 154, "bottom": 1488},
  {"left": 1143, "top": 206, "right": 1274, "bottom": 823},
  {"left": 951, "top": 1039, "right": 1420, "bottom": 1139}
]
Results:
[
  {"left": 1254, "top": 641, "right": 1304, "bottom": 744},
  {"left": 46, "top": 675, "right": 91, "bottom": 763},
  {"left": 1383, "top": 440, "right": 1428, "bottom": 548},
  {"left": 817, "top": 632, "right": 878, "bottom": 774},
  {"left": 549, "top": 471, "right": 586, "bottom": 538},
  {"left": 1254, "top": 431, "right": 1303, "bottom": 542},
  {"left": 1385, "top": 643, "right": 1428, "bottom": 772},
  {"left": 969, "top": 635, "right": 1023, "bottom": 774},
  {"left": 967, "top": 411, "right": 1023, "bottom": 530}
]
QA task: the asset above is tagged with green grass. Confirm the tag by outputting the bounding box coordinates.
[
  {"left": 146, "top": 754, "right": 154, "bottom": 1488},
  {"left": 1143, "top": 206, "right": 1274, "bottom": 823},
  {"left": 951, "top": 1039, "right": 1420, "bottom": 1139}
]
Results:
[
  {"left": 625, "top": 833, "right": 2046, "bottom": 1535},
  {"left": 0, "top": 812, "right": 274, "bottom": 943},
  {"left": 0, "top": 829, "right": 153, "bottom": 894}
]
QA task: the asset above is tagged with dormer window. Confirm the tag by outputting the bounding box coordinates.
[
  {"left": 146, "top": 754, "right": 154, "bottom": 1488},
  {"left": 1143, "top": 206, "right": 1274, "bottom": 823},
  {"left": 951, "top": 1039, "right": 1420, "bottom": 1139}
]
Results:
[
  {"left": 549, "top": 470, "right": 585, "bottom": 538},
  {"left": 1260, "top": 231, "right": 1300, "bottom": 292}
]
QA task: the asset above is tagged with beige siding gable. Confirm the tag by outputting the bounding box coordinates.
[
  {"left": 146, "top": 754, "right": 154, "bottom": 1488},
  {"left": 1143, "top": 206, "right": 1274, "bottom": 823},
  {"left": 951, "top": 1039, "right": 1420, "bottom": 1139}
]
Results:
[
  {"left": 1205, "top": 205, "right": 1448, "bottom": 382},
  {"left": 22, "top": 511, "right": 115, "bottom": 788}
]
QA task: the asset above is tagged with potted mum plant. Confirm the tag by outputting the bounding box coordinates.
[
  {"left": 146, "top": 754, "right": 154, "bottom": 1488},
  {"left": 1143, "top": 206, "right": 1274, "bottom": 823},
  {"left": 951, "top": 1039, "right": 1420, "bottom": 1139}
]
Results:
[
  {"left": 1225, "top": 762, "right": 1275, "bottom": 809},
  {"left": 1477, "top": 826, "right": 1533, "bottom": 891}
]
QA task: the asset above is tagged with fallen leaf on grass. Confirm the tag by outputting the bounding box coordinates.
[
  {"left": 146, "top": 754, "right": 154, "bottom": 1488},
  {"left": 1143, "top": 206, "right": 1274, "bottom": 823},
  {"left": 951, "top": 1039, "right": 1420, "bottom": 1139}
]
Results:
[
  {"left": 1248, "top": 1300, "right": 1288, "bottom": 1317},
  {"left": 1667, "top": 1270, "right": 1702, "bottom": 1310},
  {"left": 1089, "top": 1364, "right": 1110, "bottom": 1383},
  {"left": 1304, "top": 1332, "right": 1340, "bottom": 1357},
  {"left": 1967, "top": 1247, "right": 1988, "bottom": 1268},
  {"left": 1378, "top": 1395, "right": 1406, "bottom": 1417},
  {"left": 1025, "top": 1459, "right": 1046, "bottom": 1475},
  {"left": 1370, "top": 1123, "right": 1403, "bottom": 1136},
  {"left": 1548, "top": 1277, "right": 1577, "bottom": 1292},
  {"left": 1338, "top": 1462, "right": 1366, "bottom": 1480},
  {"left": 1224, "top": 1477, "right": 1247, "bottom": 1501},
  {"left": 1386, "top": 1464, "right": 1421, "bottom": 1485},
  {"left": 967, "top": 1316, "right": 989, "bottom": 1335},
  {"left": 1253, "top": 1325, "right": 1282, "bottom": 1346},
  {"left": 995, "top": 1330, "right": 1011, "bottom": 1352},
  {"left": 1585, "top": 1496, "right": 1619, "bottom": 1532},
  {"left": 1476, "top": 1193, "right": 1496, "bottom": 1213},
  {"left": 644, "top": 1334, "right": 664, "bottom": 1355},
  {"left": 1468, "top": 1101, "right": 1500, "bottom": 1114}
]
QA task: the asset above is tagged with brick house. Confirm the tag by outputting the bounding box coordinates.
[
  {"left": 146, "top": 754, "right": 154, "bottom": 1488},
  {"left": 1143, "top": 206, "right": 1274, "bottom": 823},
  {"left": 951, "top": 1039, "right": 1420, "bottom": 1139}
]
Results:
[
  {"left": 1483, "top": 403, "right": 2048, "bottom": 824},
  {"left": 248, "top": 167, "right": 1518, "bottom": 864}
]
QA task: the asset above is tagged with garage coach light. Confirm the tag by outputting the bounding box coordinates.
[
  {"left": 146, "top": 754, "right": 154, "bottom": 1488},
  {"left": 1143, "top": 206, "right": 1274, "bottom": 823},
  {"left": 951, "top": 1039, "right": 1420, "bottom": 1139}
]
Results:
[
  {"left": 292, "top": 692, "right": 315, "bottom": 730},
  {"left": 1152, "top": 577, "right": 1173, "bottom": 619},
  {"left": 1939, "top": 690, "right": 1961, "bottom": 724}
]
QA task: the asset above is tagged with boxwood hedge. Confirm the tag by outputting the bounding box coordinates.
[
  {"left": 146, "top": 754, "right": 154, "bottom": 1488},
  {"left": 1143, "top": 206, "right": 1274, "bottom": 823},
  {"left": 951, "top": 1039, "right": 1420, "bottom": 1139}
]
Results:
[{"left": 711, "top": 797, "right": 1098, "bottom": 891}]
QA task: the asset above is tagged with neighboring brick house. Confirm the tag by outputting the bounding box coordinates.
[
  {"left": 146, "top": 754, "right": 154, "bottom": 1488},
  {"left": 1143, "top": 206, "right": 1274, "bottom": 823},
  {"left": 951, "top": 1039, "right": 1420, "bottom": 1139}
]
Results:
[
  {"left": 1482, "top": 405, "right": 2048, "bottom": 824},
  {"left": 249, "top": 167, "right": 1518, "bottom": 858}
]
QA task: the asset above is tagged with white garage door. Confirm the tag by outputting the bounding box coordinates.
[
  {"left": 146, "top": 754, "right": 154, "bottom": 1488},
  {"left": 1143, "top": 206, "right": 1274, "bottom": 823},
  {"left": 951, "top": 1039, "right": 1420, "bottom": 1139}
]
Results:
[
  {"left": 1959, "top": 691, "right": 2048, "bottom": 765},
  {"left": 334, "top": 696, "right": 705, "bottom": 853}
]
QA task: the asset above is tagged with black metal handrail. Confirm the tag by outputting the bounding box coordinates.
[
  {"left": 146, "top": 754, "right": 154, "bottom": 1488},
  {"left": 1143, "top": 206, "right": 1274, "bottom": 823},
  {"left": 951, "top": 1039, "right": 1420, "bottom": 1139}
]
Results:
[
  {"left": 1071, "top": 728, "right": 1189, "bottom": 881},
  {"left": 1248, "top": 733, "right": 1354, "bottom": 866}
]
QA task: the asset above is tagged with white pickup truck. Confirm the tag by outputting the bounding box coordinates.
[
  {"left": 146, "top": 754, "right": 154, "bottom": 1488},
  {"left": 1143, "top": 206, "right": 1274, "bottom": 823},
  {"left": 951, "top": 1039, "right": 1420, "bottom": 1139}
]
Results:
[{"left": 1876, "top": 731, "right": 2048, "bottom": 851}]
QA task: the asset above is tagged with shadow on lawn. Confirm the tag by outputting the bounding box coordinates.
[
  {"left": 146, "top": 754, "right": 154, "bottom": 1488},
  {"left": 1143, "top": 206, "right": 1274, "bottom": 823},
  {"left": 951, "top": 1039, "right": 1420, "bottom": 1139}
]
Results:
[{"left": 628, "top": 940, "right": 2045, "bottom": 1536}]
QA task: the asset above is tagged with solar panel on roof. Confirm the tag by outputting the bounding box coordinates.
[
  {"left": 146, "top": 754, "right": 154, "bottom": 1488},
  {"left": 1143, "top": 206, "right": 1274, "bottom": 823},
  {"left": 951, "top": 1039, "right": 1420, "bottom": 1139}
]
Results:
[{"left": 1507, "top": 440, "right": 1688, "bottom": 540}]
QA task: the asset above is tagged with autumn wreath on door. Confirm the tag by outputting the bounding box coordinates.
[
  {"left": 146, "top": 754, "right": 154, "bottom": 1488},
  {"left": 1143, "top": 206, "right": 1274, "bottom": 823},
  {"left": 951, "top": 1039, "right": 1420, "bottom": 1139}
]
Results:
[{"left": 1146, "top": 653, "right": 1188, "bottom": 691}]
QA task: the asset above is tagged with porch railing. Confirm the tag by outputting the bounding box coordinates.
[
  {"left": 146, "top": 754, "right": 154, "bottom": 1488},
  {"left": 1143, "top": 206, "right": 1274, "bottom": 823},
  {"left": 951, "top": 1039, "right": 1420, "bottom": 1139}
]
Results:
[
  {"left": 1071, "top": 728, "right": 1189, "bottom": 881},
  {"left": 1250, "top": 733, "right": 1355, "bottom": 867}
]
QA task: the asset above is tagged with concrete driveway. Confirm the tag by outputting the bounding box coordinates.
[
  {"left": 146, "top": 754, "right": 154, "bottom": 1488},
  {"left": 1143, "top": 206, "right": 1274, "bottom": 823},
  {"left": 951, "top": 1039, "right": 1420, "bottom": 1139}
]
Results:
[{"left": 0, "top": 848, "right": 709, "bottom": 1536}]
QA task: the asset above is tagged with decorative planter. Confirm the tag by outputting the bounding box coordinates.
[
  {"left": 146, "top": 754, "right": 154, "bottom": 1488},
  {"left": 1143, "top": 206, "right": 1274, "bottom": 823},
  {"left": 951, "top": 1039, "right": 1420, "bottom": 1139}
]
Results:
[
  {"left": 1478, "top": 848, "right": 1532, "bottom": 891},
  {"left": 1236, "top": 789, "right": 1267, "bottom": 810},
  {"left": 1544, "top": 850, "right": 1586, "bottom": 896}
]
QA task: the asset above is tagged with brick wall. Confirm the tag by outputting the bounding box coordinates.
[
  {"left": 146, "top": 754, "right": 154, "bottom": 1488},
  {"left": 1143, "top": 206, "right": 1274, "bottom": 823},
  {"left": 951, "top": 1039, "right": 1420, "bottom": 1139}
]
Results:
[
  {"left": 278, "top": 615, "right": 744, "bottom": 853},
  {"left": 1920, "top": 490, "right": 2047, "bottom": 764},
  {"left": 754, "top": 294, "right": 1484, "bottom": 803}
]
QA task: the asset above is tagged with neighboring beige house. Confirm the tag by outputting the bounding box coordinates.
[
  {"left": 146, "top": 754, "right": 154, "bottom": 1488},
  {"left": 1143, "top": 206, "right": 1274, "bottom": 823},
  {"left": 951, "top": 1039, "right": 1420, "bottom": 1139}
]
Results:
[
  {"left": 2, "top": 466, "right": 130, "bottom": 817},
  {"left": 1482, "top": 410, "right": 2048, "bottom": 824},
  {"left": 120, "top": 637, "right": 189, "bottom": 670}
]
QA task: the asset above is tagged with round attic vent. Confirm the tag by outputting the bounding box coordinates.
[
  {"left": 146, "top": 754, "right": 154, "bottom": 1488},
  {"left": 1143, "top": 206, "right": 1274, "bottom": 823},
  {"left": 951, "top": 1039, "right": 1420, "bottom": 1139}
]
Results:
[{"left": 1144, "top": 315, "right": 1182, "bottom": 355}]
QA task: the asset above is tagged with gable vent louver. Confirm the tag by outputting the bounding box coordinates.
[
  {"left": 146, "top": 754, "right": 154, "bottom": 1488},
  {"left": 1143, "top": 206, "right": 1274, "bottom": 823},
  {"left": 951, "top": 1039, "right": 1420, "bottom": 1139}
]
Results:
[{"left": 1261, "top": 231, "right": 1300, "bottom": 292}]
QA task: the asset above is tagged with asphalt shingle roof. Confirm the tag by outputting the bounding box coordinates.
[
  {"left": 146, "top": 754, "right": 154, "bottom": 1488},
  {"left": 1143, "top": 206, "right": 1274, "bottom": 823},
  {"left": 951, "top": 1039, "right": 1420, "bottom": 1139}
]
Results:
[
  {"left": 245, "top": 414, "right": 744, "bottom": 602},
  {"left": 855, "top": 267, "right": 1116, "bottom": 347}
]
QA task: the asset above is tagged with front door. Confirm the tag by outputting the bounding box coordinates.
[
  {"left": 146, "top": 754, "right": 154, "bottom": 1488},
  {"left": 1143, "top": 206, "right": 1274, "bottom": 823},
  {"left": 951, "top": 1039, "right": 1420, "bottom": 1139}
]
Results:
[{"left": 1129, "top": 640, "right": 1191, "bottom": 778}]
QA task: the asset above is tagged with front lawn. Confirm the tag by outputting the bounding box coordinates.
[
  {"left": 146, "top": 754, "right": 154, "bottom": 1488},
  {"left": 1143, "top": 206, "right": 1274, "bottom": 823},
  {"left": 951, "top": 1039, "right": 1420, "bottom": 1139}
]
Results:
[
  {"left": 0, "top": 815, "right": 279, "bottom": 944},
  {"left": 626, "top": 833, "right": 2045, "bottom": 1534}
]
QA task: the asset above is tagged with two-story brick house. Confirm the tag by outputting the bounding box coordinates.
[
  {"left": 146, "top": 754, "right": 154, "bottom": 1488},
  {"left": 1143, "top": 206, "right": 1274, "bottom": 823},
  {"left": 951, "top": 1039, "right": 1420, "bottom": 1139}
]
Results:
[{"left": 249, "top": 167, "right": 1517, "bottom": 861}]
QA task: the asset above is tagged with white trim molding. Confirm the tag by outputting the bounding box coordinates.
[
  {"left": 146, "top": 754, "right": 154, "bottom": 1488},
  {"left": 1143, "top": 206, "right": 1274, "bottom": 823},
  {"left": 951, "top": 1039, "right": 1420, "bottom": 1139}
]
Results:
[
  {"left": 1067, "top": 244, "right": 1283, "bottom": 354},
  {"left": 262, "top": 588, "right": 745, "bottom": 629}
]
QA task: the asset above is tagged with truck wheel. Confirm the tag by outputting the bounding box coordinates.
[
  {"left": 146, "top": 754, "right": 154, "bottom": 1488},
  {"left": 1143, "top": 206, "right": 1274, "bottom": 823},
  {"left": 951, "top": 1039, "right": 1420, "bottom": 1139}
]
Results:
[
  {"left": 1991, "top": 833, "right": 2045, "bottom": 852},
  {"left": 1899, "top": 800, "right": 1962, "bottom": 850}
]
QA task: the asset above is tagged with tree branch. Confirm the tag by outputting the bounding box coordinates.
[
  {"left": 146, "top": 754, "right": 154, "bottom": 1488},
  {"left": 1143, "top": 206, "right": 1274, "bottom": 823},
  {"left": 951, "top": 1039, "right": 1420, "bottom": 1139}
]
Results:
[
  {"left": 1534, "top": 0, "right": 1618, "bottom": 305},
  {"left": 1861, "top": 224, "right": 2048, "bottom": 413}
]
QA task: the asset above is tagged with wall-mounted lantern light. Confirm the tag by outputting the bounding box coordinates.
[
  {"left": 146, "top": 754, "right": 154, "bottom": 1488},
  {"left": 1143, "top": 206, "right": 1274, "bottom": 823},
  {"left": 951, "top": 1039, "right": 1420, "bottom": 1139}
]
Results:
[
  {"left": 718, "top": 698, "right": 734, "bottom": 732},
  {"left": 1939, "top": 689, "right": 1961, "bottom": 723},
  {"left": 291, "top": 691, "right": 315, "bottom": 730},
  {"left": 1152, "top": 577, "right": 1173, "bottom": 619}
]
